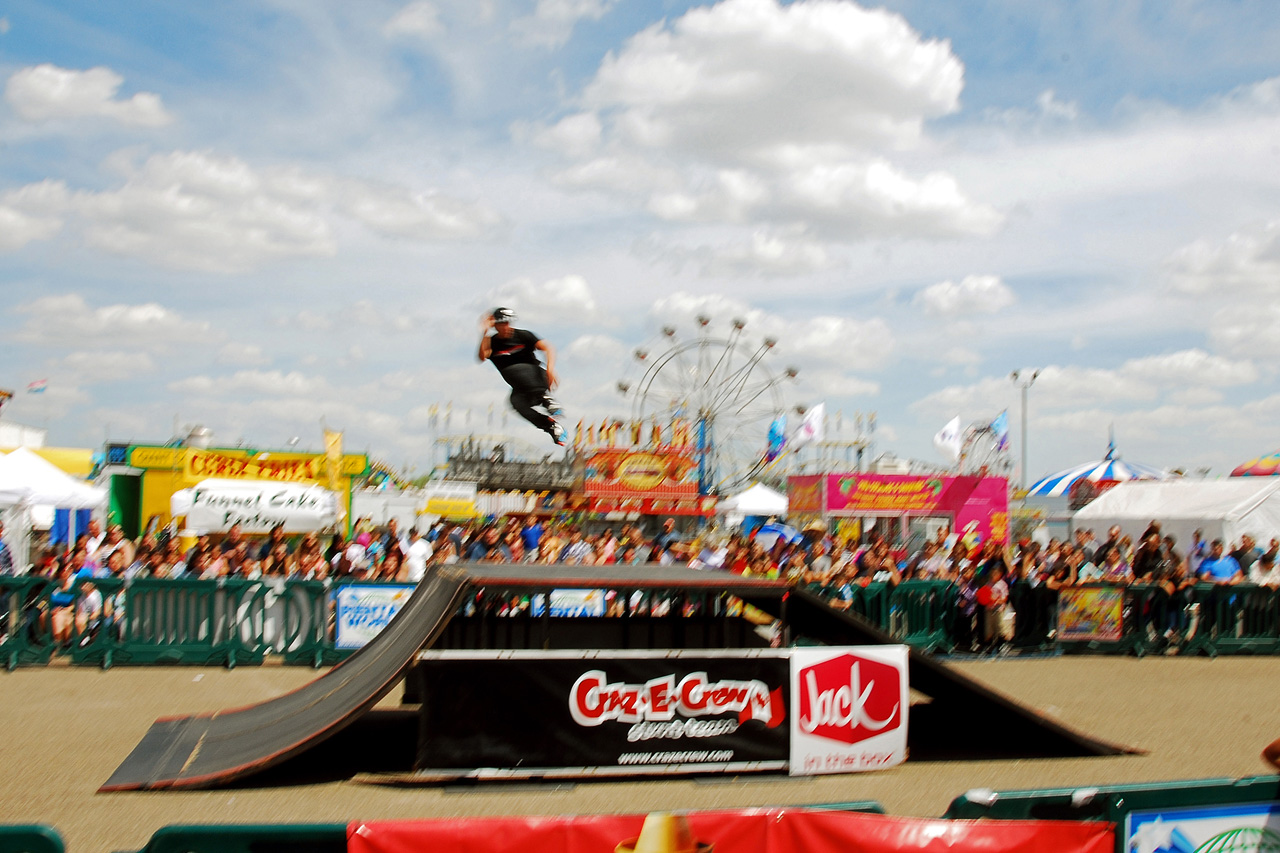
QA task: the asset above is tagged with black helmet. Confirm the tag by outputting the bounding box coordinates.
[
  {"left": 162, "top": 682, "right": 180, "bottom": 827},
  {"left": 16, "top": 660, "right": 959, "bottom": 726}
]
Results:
[{"left": 492, "top": 307, "right": 516, "bottom": 323}]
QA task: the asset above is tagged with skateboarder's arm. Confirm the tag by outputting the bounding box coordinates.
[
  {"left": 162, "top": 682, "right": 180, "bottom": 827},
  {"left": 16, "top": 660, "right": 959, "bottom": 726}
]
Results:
[
  {"left": 536, "top": 338, "right": 558, "bottom": 388},
  {"left": 478, "top": 316, "right": 494, "bottom": 362}
]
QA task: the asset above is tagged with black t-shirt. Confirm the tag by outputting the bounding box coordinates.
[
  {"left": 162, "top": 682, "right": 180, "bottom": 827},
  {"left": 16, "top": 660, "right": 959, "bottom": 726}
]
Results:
[{"left": 489, "top": 329, "right": 541, "bottom": 371}]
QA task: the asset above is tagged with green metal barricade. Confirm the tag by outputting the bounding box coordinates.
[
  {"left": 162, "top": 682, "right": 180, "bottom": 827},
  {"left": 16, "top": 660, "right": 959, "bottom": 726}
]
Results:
[
  {"left": 281, "top": 580, "right": 344, "bottom": 666},
  {"left": 888, "top": 580, "right": 956, "bottom": 653},
  {"left": 70, "top": 578, "right": 260, "bottom": 668},
  {"left": 942, "top": 775, "right": 1280, "bottom": 853},
  {"left": 125, "top": 823, "right": 346, "bottom": 853},
  {"left": 0, "top": 576, "right": 55, "bottom": 670},
  {"left": 0, "top": 825, "right": 64, "bottom": 853},
  {"left": 1181, "top": 583, "right": 1280, "bottom": 657}
]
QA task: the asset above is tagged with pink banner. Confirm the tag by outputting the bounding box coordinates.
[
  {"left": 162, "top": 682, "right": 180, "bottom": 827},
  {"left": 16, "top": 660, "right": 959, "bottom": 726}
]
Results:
[
  {"left": 350, "top": 808, "right": 1113, "bottom": 853},
  {"left": 787, "top": 474, "right": 1009, "bottom": 545}
]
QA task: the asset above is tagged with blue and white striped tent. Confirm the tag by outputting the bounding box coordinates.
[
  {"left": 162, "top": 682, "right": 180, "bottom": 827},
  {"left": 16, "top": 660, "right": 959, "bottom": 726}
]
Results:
[{"left": 1027, "top": 452, "right": 1169, "bottom": 497}]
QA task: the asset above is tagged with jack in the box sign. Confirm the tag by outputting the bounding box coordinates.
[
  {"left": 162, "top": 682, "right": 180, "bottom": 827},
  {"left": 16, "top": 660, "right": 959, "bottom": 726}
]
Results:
[{"left": 790, "top": 646, "right": 909, "bottom": 776}]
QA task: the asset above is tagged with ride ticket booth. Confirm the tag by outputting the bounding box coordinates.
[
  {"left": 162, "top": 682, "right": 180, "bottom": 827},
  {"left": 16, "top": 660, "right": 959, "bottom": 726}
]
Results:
[{"left": 787, "top": 473, "right": 1009, "bottom": 551}]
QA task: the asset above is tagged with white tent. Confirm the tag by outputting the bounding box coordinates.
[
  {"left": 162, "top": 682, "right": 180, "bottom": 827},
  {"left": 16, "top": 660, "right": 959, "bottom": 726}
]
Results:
[
  {"left": 1072, "top": 479, "right": 1280, "bottom": 548},
  {"left": 0, "top": 447, "right": 106, "bottom": 572},
  {"left": 717, "top": 483, "right": 788, "bottom": 516},
  {"left": 172, "top": 478, "right": 340, "bottom": 534}
]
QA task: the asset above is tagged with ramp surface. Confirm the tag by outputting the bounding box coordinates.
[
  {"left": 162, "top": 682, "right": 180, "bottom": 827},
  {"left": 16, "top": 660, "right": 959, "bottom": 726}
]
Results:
[
  {"left": 100, "top": 568, "right": 471, "bottom": 791},
  {"left": 741, "top": 588, "right": 1135, "bottom": 758}
]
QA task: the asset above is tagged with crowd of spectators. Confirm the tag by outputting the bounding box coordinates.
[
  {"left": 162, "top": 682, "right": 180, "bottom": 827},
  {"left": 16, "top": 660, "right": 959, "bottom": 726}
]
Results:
[{"left": 5, "top": 513, "right": 1280, "bottom": 653}]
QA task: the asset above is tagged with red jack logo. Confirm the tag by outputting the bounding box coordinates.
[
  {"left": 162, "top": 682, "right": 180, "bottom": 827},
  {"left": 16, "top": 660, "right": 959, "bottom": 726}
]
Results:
[{"left": 797, "top": 653, "right": 901, "bottom": 745}]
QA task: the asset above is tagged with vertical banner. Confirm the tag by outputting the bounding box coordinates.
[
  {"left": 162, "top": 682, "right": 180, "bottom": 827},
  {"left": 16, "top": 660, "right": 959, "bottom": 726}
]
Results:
[{"left": 790, "top": 645, "right": 909, "bottom": 776}]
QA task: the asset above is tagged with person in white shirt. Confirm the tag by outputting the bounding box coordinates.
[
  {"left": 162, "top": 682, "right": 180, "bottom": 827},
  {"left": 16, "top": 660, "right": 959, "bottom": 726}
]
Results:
[
  {"left": 404, "top": 528, "right": 433, "bottom": 582},
  {"left": 1250, "top": 552, "right": 1280, "bottom": 588}
]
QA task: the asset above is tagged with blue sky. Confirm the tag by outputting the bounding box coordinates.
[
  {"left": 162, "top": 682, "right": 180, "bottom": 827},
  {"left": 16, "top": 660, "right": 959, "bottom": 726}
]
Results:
[{"left": 2, "top": 0, "right": 1280, "bottom": 486}]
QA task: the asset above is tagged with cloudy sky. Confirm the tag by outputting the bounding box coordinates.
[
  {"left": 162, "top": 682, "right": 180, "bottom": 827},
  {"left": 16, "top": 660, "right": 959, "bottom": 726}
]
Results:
[{"left": 2, "top": 0, "right": 1280, "bottom": 484}]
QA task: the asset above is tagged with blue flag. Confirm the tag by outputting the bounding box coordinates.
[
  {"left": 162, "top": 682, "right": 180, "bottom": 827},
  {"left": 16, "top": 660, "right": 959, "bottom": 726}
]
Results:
[
  {"left": 765, "top": 414, "right": 787, "bottom": 461},
  {"left": 991, "top": 410, "right": 1009, "bottom": 451}
]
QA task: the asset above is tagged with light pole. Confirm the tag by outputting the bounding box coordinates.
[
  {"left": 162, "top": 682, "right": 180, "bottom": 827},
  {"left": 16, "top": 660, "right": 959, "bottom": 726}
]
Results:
[{"left": 1010, "top": 369, "right": 1040, "bottom": 490}]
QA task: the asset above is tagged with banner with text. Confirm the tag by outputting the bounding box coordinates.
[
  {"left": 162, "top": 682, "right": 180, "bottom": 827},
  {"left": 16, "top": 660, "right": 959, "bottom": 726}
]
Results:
[
  {"left": 334, "top": 584, "right": 414, "bottom": 649},
  {"left": 412, "top": 647, "right": 911, "bottom": 778},
  {"left": 414, "top": 651, "right": 791, "bottom": 775},
  {"left": 583, "top": 448, "right": 699, "bottom": 501}
]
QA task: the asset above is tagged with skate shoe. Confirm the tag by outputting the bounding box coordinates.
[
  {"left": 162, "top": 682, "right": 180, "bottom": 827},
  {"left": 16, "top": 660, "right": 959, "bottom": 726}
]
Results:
[
  {"left": 543, "top": 394, "right": 563, "bottom": 416},
  {"left": 549, "top": 421, "right": 567, "bottom": 446}
]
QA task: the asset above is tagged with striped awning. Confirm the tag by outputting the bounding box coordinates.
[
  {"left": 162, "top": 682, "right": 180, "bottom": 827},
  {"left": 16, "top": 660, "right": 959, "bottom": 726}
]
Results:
[
  {"left": 1027, "top": 455, "right": 1169, "bottom": 497},
  {"left": 1232, "top": 451, "right": 1280, "bottom": 477}
]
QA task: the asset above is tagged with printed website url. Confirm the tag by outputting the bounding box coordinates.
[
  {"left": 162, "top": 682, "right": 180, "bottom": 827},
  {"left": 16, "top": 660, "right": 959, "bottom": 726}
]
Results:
[{"left": 616, "top": 750, "right": 734, "bottom": 765}]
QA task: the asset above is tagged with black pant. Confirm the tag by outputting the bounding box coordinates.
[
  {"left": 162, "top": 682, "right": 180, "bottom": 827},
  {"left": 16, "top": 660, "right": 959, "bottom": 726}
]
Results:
[{"left": 500, "top": 363, "right": 554, "bottom": 432}]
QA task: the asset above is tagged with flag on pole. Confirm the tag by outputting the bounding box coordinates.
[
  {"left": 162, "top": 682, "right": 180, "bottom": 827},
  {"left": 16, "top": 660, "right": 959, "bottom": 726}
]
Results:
[
  {"left": 934, "top": 416, "right": 962, "bottom": 464},
  {"left": 765, "top": 414, "right": 787, "bottom": 461},
  {"left": 991, "top": 410, "right": 1010, "bottom": 451},
  {"left": 323, "top": 428, "right": 347, "bottom": 523},
  {"left": 27, "top": 379, "right": 48, "bottom": 394},
  {"left": 790, "top": 402, "right": 825, "bottom": 451}
]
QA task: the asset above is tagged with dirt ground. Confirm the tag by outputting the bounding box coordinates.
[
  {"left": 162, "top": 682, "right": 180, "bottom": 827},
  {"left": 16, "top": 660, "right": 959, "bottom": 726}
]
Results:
[{"left": 2, "top": 656, "right": 1278, "bottom": 852}]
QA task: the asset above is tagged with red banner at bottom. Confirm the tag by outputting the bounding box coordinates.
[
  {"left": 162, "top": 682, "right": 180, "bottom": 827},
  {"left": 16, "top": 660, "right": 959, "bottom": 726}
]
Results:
[{"left": 349, "top": 807, "right": 1113, "bottom": 853}]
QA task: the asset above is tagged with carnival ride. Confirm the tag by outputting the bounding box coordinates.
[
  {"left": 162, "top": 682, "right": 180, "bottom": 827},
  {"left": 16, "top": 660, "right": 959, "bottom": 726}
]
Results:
[{"left": 618, "top": 315, "right": 798, "bottom": 496}]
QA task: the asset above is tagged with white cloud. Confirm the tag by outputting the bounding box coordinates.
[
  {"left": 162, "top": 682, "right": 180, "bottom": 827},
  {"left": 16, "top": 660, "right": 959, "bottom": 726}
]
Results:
[
  {"left": 16, "top": 293, "right": 216, "bottom": 348},
  {"left": 649, "top": 291, "right": 894, "bottom": 372},
  {"left": 513, "top": 0, "right": 618, "bottom": 48},
  {"left": 534, "top": 0, "right": 998, "bottom": 240},
  {"left": 385, "top": 1, "right": 443, "bottom": 39},
  {"left": 639, "top": 226, "right": 834, "bottom": 277},
  {"left": 217, "top": 342, "right": 269, "bottom": 367},
  {"left": 486, "top": 274, "right": 612, "bottom": 326},
  {"left": 1166, "top": 220, "right": 1280, "bottom": 295},
  {"left": 913, "top": 349, "right": 1259, "bottom": 421},
  {"left": 0, "top": 180, "right": 69, "bottom": 249},
  {"left": 169, "top": 370, "right": 334, "bottom": 398},
  {"left": 915, "top": 274, "right": 1015, "bottom": 315},
  {"left": 0, "top": 150, "right": 505, "bottom": 270},
  {"left": 337, "top": 178, "right": 505, "bottom": 241},
  {"left": 58, "top": 350, "right": 157, "bottom": 382},
  {"left": 5, "top": 64, "right": 172, "bottom": 126}
]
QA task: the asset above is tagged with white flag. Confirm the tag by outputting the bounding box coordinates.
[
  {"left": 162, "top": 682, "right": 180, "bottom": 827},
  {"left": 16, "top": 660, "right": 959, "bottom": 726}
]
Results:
[
  {"left": 934, "top": 416, "right": 962, "bottom": 464},
  {"left": 790, "top": 402, "right": 825, "bottom": 451}
]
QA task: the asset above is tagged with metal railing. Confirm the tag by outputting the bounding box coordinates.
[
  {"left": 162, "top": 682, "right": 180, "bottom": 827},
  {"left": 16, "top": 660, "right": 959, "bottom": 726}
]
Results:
[{"left": 5, "top": 575, "right": 1280, "bottom": 669}]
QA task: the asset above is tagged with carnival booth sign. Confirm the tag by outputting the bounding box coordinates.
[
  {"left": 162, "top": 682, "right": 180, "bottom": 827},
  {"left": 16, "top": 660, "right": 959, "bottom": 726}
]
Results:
[
  {"left": 172, "top": 478, "right": 339, "bottom": 533},
  {"left": 789, "top": 473, "right": 1009, "bottom": 545}
]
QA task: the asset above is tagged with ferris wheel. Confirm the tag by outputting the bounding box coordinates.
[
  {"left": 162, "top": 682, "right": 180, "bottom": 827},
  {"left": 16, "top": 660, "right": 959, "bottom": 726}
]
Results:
[
  {"left": 961, "top": 422, "right": 1013, "bottom": 477},
  {"left": 618, "top": 314, "right": 797, "bottom": 495}
]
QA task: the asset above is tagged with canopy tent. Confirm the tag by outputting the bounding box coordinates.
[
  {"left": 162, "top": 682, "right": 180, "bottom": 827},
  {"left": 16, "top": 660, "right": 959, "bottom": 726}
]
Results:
[
  {"left": 1027, "top": 449, "right": 1169, "bottom": 497},
  {"left": 1072, "top": 478, "right": 1280, "bottom": 549},
  {"left": 717, "top": 483, "right": 788, "bottom": 516},
  {"left": 0, "top": 447, "right": 106, "bottom": 572},
  {"left": 1232, "top": 450, "right": 1280, "bottom": 477},
  {"left": 0, "top": 447, "right": 105, "bottom": 508},
  {"left": 171, "top": 478, "right": 340, "bottom": 534}
]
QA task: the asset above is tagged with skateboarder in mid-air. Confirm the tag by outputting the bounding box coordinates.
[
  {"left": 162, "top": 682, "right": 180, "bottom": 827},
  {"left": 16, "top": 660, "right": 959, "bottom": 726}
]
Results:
[{"left": 478, "top": 307, "right": 566, "bottom": 446}]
